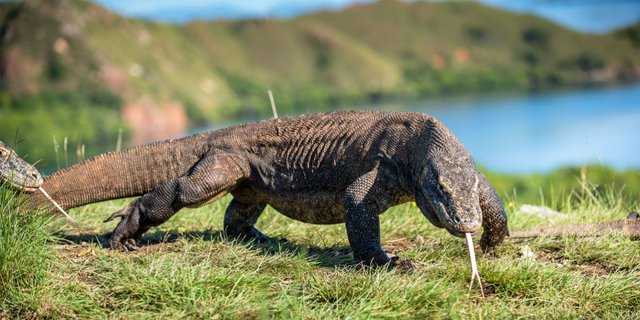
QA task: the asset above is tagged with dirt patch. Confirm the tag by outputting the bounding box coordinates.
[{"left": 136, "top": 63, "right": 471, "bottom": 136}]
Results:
[
  {"left": 99, "top": 63, "right": 128, "bottom": 94},
  {"left": 122, "top": 97, "right": 188, "bottom": 145},
  {"left": 54, "top": 243, "right": 102, "bottom": 285},
  {"left": 138, "top": 241, "right": 175, "bottom": 254},
  {"left": 535, "top": 248, "right": 627, "bottom": 277},
  {"left": 383, "top": 236, "right": 428, "bottom": 255},
  {"left": 454, "top": 47, "right": 470, "bottom": 64},
  {"left": 430, "top": 53, "right": 446, "bottom": 69}
]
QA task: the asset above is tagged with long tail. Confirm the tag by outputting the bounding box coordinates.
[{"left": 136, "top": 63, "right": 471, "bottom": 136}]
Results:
[
  {"left": 31, "top": 134, "right": 210, "bottom": 210},
  {"left": 509, "top": 219, "right": 640, "bottom": 239}
]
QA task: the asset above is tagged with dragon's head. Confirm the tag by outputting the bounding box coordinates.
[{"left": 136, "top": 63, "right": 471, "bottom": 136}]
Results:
[
  {"left": 0, "top": 140, "right": 43, "bottom": 192},
  {"left": 415, "top": 151, "right": 482, "bottom": 238}
]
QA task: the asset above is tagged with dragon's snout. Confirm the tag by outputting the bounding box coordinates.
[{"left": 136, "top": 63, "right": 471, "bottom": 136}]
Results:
[
  {"left": 22, "top": 170, "right": 44, "bottom": 192},
  {"left": 445, "top": 215, "right": 482, "bottom": 237},
  {"left": 434, "top": 201, "right": 482, "bottom": 236}
]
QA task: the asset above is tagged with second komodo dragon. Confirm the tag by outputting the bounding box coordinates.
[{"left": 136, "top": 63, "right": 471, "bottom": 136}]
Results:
[{"left": 2, "top": 111, "right": 509, "bottom": 267}]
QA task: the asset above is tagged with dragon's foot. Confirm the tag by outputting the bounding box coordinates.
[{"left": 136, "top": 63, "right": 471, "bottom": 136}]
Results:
[
  {"left": 354, "top": 254, "right": 415, "bottom": 272},
  {"left": 109, "top": 237, "right": 141, "bottom": 252},
  {"left": 479, "top": 228, "right": 508, "bottom": 253},
  {"left": 353, "top": 248, "right": 394, "bottom": 268},
  {"left": 226, "top": 227, "right": 273, "bottom": 244},
  {"left": 105, "top": 199, "right": 149, "bottom": 252}
]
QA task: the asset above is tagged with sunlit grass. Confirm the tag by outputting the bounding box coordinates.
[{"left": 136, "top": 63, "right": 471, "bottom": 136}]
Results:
[
  {"left": 1, "top": 181, "right": 639, "bottom": 318},
  {"left": 0, "top": 183, "right": 55, "bottom": 317}
]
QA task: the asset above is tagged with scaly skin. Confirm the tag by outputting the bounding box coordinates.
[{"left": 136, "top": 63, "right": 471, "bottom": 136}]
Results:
[
  {"left": 0, "top": 141, "right": 43, "bottom": 191},
  {"left": 2, "top": 111, "right": 509, "bottom": 266}
]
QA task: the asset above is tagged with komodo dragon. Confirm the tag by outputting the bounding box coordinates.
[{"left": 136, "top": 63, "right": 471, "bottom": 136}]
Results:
[
  {"left": 1, "top": 111, "right": 510, "bottom": 266},
  {"left": 0, "top": 140, "right": 43, "bottom": 191}
]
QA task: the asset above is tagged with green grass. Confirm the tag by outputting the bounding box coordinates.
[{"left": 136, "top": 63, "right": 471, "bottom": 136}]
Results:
[
  {"left": 1, "top": 180, "right": 639, "bottom": 319},
  {"left": 0, "top": 183, "right": 55, "bottom": 317}
]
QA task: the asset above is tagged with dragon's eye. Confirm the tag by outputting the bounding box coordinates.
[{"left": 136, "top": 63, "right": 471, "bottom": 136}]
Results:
[
  {"left": 437, "top": 176, "right": 450, "bottom": 195},
  {"left": 0, "top": 148, "right": 7, "bottom": 157}
]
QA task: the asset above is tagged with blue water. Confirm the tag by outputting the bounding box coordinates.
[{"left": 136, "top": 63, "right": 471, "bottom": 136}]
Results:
[{"left": 405, "top": 84, "right": 640, "bottom": 173}]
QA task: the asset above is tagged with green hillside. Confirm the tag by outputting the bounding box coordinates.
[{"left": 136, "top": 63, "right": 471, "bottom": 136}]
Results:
[
  {"left": 1, "top": 0, "right": 639, "bottom": 166},
  {"left": 614, "top": 22, "right": 640, "bottom": 48}
]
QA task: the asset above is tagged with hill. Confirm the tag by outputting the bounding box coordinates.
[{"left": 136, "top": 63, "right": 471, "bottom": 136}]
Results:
[
  {"left": 614, "top": 22, "right": 640, "bottom": 48},
  {"left": 1, "top": 0, "right": 639, "bottom": 166}
]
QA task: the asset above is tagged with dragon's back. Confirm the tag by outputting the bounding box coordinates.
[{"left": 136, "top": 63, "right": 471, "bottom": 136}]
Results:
[{"left": 213, "top": 111, "right": 430, "bottom": 223}]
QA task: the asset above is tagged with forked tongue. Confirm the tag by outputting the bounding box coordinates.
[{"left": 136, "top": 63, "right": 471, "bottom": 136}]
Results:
[
  {"left": 38, "top": 186, "right": 77, "bottom": 224},
  {"left": 465, "top": 232, "right": 485, "bottom": 298}
]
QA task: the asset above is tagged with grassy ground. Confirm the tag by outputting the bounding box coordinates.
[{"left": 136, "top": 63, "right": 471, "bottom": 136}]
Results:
[{"left": 1, "top": 183, "right": 639, "bottom": 319}]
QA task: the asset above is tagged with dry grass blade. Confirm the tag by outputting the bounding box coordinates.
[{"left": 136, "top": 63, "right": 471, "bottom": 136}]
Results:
[
  {"left": 38, "top": 186, "right": 77, "bottom": 224},
  {"left": 465, "top": 232, "right": 485, "bottom": 298},
  {"left": 268, "top": 89, "right": 278, "bottom": 119}
]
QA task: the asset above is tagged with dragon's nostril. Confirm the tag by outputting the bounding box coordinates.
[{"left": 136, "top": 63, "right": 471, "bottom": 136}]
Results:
[{"left": 452, "top": 215, "right": 461, "bottom": 224}]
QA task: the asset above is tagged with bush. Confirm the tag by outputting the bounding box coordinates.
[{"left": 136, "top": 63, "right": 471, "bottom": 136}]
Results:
[
  {"left": 574, "top": 52, "right": 605, "bottom": 72},
  {"left": 522, "top": 27, "right": 549, "bottom": 48}
]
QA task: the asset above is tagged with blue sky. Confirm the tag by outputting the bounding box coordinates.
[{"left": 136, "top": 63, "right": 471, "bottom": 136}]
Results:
[
  {"left": 480, "top": 0, "right": 640, "bottom": 33},
  {"left": 92, "top": 0, "right": 376, "bottom": 24},
  {"left": 92, "top": 0, "right": 640, "bottom": 34}
]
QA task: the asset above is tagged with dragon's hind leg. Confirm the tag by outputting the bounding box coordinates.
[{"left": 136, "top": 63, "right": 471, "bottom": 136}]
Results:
[
  {"left": 106, "top": 151, "right": 250, "bottom": 251},
  {"left": 223, "top": 199, "right": 270, "bottom": 243}
]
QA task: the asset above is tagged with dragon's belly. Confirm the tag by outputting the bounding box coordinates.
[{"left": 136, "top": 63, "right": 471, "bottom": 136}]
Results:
[
  {"left": 233, "top": 162, "right": 412, "bottom": 224},
  {"left": 232, "top": 185, "right": 414, "bottom": 225},
  {"left": 231, "top": 185, "right": 345, "bottom": 224},
  {"left": 262, "top": 190, "right": 346, "bottom": 224}
]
